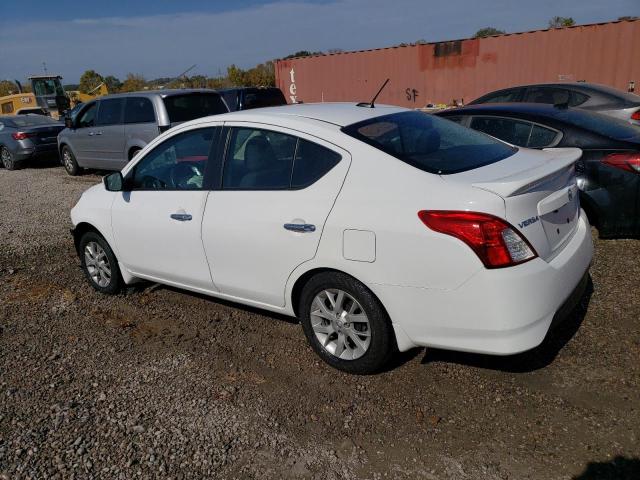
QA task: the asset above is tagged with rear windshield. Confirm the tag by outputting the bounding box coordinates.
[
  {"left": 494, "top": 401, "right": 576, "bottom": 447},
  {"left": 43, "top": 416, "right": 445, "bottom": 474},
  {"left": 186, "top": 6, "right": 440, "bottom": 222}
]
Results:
[
  {"left": 242, "top": 89, "right": 287, "bottom": 110},
  {"left": 342, "top": 111, "right": 516, "bottom": 174},
  {"left": 558, "top": 109, "right": 640, "bottom": 141},
  {"left": 6, "top": 115, "right": 59, "bottom": 127},
  {"left": 163, "top": 93, "right": 228, "bottom": 123}
]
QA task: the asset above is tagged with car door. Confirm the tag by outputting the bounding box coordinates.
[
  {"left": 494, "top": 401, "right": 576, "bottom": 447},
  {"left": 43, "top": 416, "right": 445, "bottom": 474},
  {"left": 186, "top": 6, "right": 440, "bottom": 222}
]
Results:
[
  {"left": 201, "top": 124, "right": 350, "bottom": 307},
  {"left": 124, "top": 96, "right": 160, "bottom": 158},
  {"left": 111, "top": 125, "right": 221, "bottom": 290},
  {"left": 92, "top": 98, "right": 125, "bottom": 169},
  {"left": 69, "top": 101, "right": 99, "bottom": 166}
]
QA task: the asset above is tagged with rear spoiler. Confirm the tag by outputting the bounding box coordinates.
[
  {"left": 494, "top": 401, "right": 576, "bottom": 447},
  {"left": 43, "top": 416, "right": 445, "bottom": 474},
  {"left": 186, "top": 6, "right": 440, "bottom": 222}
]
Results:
[{"left": 471, "top": 148, "right": 582, "bottom": 198}]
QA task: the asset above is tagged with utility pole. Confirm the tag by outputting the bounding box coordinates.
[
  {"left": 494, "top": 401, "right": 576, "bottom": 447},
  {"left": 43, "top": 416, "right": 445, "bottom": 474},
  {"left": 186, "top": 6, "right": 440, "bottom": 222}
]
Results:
[{"left": 42, "top": 62, "right": 48, "bottom": 74}]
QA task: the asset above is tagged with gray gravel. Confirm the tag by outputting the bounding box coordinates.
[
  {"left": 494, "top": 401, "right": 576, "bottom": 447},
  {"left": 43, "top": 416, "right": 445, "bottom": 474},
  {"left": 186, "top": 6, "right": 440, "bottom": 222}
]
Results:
[{"left": 1, "top": 162, "right": 639, "bottom": 479}]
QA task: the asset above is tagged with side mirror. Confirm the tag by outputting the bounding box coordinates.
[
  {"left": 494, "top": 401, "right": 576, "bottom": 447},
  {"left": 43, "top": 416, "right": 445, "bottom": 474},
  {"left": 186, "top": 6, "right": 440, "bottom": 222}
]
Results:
[
  {"left": 64, "top": 116, "right": 73, "bottom": 129},
  {"left": 104, "top": 172, "right": 124, "bottom": 192}
]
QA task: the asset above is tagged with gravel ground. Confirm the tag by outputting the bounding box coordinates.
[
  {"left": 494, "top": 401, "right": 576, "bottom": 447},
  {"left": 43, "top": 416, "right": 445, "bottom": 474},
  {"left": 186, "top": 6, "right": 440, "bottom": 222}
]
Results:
[{"left": 1, "top": 162, "right": 639, "bottom": 480}]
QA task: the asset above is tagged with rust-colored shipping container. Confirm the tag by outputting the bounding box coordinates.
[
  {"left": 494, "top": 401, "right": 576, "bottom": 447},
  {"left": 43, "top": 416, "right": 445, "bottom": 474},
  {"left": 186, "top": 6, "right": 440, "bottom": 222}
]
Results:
[{"left": 275, "top": 19, "right": 640, "bottom": 108}]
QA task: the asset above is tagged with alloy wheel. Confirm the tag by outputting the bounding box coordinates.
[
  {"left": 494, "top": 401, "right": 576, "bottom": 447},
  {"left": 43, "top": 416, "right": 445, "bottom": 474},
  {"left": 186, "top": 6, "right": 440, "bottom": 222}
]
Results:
[
  {"left": 1, "top": 148, "right": 12, "bottom": 168},
  {"left": 310, "top": 289, "right": 371, "bottom": 360},
  {"left": 63, "top": 149, "right": 74, "bottom": 172},
  {"left": 84, "top": 241, "right": 112, "bottom": 288}
]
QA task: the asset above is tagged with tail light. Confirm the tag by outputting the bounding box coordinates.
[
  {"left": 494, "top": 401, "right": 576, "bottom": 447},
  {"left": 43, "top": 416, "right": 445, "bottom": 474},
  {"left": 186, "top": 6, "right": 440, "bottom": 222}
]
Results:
[
  {"left": 631, "top": 111, "right": 640, "bottom": 121},
  {"left": 418, "top": 211, "right": 537, "bottom": 269},
  {"left": 12, "top": 132, "right": 35, "bottom": 140},
  {"left": 601, "top": 152, "right": 640, "bottom": 174}
]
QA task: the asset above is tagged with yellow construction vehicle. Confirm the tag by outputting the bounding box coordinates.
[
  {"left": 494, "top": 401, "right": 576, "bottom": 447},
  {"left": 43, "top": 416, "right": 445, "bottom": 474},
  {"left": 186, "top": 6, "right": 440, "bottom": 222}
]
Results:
[
  {"left": 67, "top": 82, "right": 109, "bottom": 107},
  {"left": 0, "top": 75, "right": 71, "bottom": 118}
]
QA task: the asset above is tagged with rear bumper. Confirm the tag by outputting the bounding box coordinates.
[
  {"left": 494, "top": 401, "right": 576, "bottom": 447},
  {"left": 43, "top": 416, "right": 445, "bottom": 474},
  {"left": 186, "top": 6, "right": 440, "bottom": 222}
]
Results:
[
  {"left": 371, "top": 210, "right": 593, "bottom": 354},
  {"left": 14, "top": 144, "right": 59, "bottom": 161}
]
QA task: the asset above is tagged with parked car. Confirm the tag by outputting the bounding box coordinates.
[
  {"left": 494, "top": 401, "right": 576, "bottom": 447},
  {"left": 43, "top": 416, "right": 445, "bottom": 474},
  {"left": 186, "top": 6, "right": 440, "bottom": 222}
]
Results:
[
  {"left": 217, "top": 87, "right": 286, "bottom": 111},
  {"left": 0, "top": 114, "right": 64, "bottom": 170},
  {"left": 469, "top": 83, "right": 640, "bottom": 125},
  {"left": 57, "top": 89, "right": 229, "bottom": 175},
  {"left": 71, "top": 103, "right": 592, "bottom": 374},
  {"left": 437, "top": 103, "right": 640, "bottom": 238}
]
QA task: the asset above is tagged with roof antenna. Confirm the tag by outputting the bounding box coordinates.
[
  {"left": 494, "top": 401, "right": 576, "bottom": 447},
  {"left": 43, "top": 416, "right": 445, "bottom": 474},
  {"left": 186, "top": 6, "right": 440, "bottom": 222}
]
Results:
[{"left": 357, "top": 78, "right": 390, "bottom": 108}]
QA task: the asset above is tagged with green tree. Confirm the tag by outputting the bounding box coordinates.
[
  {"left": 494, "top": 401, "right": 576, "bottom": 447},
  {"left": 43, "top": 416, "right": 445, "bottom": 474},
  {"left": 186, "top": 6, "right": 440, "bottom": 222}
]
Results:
[
  {"left": 120, "top": 73, "right": 146, "bottom": 93},
  {"left": 548, "top": 16, "right": 576, "bottom": 28},
  {"left": 104, "top": 75, "right": 122, "bottom": 93},
  {"left": 618, "top": 16, "right": 638, "bottom": 21},
  {"left": 79, "top": 70, "right": 104, "bottom": 94},
  {"left": 283, "top": 50, "right": 323, "bottom": 59},
  {"left": 226, "top": 65, "right": 246, "bottom": 86},
  {"left": 474, "top": 27, "right": 506, "bottom": 38},
  {"left": 0, "top": 80, "right": 19, "bottom": 96}
]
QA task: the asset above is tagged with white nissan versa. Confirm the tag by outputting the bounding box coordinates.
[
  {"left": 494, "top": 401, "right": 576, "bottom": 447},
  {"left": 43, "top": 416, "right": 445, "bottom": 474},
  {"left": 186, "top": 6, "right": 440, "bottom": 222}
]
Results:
[{"left": 70, "top": 103, "right": 593, "bottom": 374}]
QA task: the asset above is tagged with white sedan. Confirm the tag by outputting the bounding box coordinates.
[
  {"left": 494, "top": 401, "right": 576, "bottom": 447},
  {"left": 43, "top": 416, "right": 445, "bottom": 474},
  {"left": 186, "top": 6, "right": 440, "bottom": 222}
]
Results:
[{"left": 70, "top": 103, "right": 593, "bottom": 374}]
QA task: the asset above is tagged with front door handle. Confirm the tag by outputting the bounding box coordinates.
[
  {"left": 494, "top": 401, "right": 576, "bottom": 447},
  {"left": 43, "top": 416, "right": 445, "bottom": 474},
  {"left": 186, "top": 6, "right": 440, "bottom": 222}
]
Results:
[
  {"left": 88, "top": 132, "right": 95, "bottom": 136},
  {"left": 284, "top": 223, "right": 316, "bottom": 233},
  {"left": 95, "top": 131, "right": 103, "bottom": 136},
  {"left": 170, "top": 213, "right": 192, "bottom": 221}
]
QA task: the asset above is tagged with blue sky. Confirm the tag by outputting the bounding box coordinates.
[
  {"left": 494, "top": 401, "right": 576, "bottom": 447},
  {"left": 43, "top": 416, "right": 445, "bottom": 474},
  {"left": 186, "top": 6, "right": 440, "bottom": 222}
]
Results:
[{"left": 0, "top": 0, "right": 637, "bottom": 83}]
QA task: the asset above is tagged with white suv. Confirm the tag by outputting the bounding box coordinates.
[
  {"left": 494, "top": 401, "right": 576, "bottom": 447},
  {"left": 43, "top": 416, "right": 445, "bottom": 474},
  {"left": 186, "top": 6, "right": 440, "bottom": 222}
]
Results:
[{"left": 70, "top": 103, "right": 593, "bottom": 374}]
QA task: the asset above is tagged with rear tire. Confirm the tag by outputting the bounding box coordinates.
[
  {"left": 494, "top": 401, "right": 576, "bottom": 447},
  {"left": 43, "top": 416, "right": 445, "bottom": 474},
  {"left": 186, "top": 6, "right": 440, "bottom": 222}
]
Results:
[
  {"left": 1, "top": 147, "right": 20, "bottom": 170},
  {"left": 298, "top": 272, "right": 394, "bottom": 374},
  {"left": 79, "top": 231, "right": 122, "bottom": 295},
  {"left": 62, "top": 145, "right": 80, "bottom": 176},
  {"left": 128, "top": 148, "right": 141, "bottom": 161}
]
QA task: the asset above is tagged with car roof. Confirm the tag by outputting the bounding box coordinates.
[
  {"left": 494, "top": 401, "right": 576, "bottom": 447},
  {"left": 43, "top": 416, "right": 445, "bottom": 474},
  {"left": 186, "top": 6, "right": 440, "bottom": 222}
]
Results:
[
  {"left": 213, "top": 102, "right": 408, "bottom": 127},
  {"left": 482, "top": 82, "right": 640, "bottom": 101},
  {"left": 96, "top": 89, "right": 221, "bottom": 100},
  {"left": 439, "top": 102, "right": 579, "bottom": 117}
]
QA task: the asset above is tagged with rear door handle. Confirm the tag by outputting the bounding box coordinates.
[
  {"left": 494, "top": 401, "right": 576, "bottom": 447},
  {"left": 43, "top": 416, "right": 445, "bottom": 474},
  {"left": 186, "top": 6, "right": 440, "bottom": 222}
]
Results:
[
  {"left": 284, "top": 223, "right": 316, "bottom": 233},
  {"left": 88, "top": 132, "right": 95, "bottom": 136},
  {"left": 95, "top": 131, "right": 103, "bottom": 136},
  {"left": 170, "top": 213, "right": 192, "bottom": 221}
]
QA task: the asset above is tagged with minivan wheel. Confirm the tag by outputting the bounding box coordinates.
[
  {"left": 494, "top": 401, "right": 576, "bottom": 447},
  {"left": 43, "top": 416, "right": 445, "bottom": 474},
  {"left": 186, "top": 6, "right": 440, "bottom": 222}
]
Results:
[
  {"left": 61, "top": 146, "right": 80, "bottom": 176},
  {"left": 1, "top": 147, "right": 19, "bottom": 170},
  {"left": 79, "top": 231, "right": 122, "bottom": 294},
  {"left": 299, "top": 272, "right": 394, "bottom": 374}
]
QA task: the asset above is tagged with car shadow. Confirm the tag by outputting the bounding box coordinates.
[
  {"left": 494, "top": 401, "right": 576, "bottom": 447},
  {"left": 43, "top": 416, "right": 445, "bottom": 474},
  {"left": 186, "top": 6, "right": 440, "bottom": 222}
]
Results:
[
  {"left": 419, "top": 275, "right": 594, "bottom": 373},
  {"left": 572, "top": 456, "right": 640, "bottom": 480}
]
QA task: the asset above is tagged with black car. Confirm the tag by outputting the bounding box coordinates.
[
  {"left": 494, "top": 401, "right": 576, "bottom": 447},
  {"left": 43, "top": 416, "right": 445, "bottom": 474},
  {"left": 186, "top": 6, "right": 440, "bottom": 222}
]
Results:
[
  {"left": 469, "top": 82, "right": 640, "bottom": 126},
  {"left": 437, "top": 103, "right": 640, "bottom": 238},
  {"left": 217, "top": 87, "right": 286, "bottom": 111},
  {"left": 0, "top": 114, "right": 64, "bottom": 170}
]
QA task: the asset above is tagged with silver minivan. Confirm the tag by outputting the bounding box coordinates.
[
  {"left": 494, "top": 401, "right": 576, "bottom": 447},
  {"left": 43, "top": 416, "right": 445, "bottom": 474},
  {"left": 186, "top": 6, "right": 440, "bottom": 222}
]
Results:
[{"left": 58, "top": 90, "right": 229, "bottom": 175}]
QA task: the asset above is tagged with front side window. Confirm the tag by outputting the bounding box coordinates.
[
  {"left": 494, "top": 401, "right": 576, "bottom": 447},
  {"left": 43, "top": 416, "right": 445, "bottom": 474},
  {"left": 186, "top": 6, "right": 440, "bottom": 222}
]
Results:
[
  {"left": 524, "top": 87, "right": 570, "bottom": 105},
  {"left": 96, "top": 98, "right": 124, "bottom": 126},
  {"left": 77, "top": 103, "right": 98, "bottom": 128},
  {"left": 163, "top": 93, "right": 228, "bottom": 123},
  {"left": 469, "top": 117, "right": 533, "bottom": 147},
  {"left": 343, "top": 111, "right": 516, "bottom": 174},
  {"left": 130, "top": 128, "right": 216, "bottom": 190},
  {"left": 476, "top": 88, "right": 523, "bottom": 104},
  {"left": 124, "top": 97, "right": 155, "bottom": 124},
  {"left": 222, "top": 128, "right": 297, "bottom": 189}
]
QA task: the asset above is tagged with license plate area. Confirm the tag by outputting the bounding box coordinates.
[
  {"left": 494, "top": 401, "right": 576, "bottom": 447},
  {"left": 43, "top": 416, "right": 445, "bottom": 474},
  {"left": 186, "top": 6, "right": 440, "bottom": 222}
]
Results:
[{"left": 540, "top": 191, "right": 579, "bottom": 253}]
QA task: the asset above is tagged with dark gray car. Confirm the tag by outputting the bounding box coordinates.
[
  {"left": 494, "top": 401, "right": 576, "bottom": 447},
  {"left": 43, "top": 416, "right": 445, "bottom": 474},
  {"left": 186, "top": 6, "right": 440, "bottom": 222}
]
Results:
[
  {"left": 469, "top": 82, "right": 640, "bottom": 126},
  {"left": 57, "top": 89, "right": 228, "bottom": 175},
  {"left": 0, "top": 115, "right": 64, "bottom": 170}
]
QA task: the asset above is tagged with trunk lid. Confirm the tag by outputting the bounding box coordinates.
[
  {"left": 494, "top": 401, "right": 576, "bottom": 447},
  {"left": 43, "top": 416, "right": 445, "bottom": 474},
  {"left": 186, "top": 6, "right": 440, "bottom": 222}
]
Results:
[
  {"left": 24, "top": 124, "right": 64, "bottom": 145},
  {"left": 444, "top": 147, "right": 582, "bottom": 261}
]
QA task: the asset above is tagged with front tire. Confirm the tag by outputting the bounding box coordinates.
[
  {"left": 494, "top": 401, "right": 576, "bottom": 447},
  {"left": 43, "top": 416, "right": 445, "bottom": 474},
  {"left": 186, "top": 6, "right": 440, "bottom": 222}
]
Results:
[
  {"left": 79, "top": 232, "right": 122, "bottom": 294},
  {"left": 299, "top": 272, "right": 394, "bottom": 374},
  {"left": 1, "top": 147, "right": 20, "bottom": 170},
  {"left": 61, "top": 146, "right": 80, "bottom": 176}
]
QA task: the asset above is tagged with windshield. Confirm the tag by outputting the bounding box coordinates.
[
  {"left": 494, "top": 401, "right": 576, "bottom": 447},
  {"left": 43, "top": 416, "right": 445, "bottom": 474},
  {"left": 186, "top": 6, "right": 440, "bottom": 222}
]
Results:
[
  {"left": 242, "top": 88, "right": 287, "bottom": 110},
  {"left": 32, "top": 78, "right": 65, "bottom": 97},
  {"left": 163, "top": 93, "right": 228, "bottom": 123},
  {"left": 558, "top": 108, "right": 640, "bottom": 141},
  {"left": 342, "top": 111, "right": 517, "bottom": 174}
]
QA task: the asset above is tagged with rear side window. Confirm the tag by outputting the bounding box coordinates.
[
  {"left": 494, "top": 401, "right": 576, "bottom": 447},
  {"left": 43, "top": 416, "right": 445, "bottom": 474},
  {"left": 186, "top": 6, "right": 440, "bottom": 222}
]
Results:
[
  {"left": 570, "top": 91, "right": 589, "bottom": 107},
  {"left": 163, "top": 94, "right": 228, "bottom": 123},
  {"left": 470, "top": 117, "right": 532, "bottom": 147},
  {"left": 125, "top": 97, "right": 155, "bottom": 124},
  {"left": 96, "top": 99, "right": 124, "bottom": 126},
  {"left": 528, "top": 125, "right": 559, "bottom": 148},
  {"left": 342, "top": 111, "right": 516, "bottom": 175},
  {"left": 292, "top": 140, "right": 341, "bottom": 188},
  {"left": 524, "top": 87, "right": 571, "bottom": 105}
]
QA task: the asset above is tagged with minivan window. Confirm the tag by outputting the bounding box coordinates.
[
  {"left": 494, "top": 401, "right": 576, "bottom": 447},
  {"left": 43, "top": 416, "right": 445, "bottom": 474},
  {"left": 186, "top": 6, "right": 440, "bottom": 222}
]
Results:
[
  {"left": 125, "top": 97, "right": 155, "bottom": 124},
  {"left": 242, "top": 89, "right": 287, "bottom": 110},
  {"left": 342, "top": 111, "right": 516, "bottom": 174},
  {"left": 163, "top": 93, "right": 227, "bottom": 123},
  {"left": 96, "top": 98, "right": 125, "bottom": 126},
  {"left": 77, "top": 103, "right": 98, "bottom": 128}
]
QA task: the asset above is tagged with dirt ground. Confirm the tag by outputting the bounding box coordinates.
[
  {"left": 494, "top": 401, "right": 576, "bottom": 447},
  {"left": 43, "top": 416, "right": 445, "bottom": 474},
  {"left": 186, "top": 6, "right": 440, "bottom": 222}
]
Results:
[{"left": 1, "top": 162, "right": 639, "bottom": 479}]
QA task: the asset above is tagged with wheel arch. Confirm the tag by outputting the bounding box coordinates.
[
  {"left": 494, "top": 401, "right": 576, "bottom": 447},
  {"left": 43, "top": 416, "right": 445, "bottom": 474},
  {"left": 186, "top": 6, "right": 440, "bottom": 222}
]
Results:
[{"left": 72, "top": 222, "right": 106, "bottom": 255}]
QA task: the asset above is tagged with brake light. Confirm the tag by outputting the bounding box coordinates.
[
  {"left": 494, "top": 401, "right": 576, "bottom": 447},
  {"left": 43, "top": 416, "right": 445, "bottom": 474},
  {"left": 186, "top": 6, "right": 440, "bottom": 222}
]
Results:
[
  {"left": 11, "top": 132, "right": 35, "bottom": 140},
  {"left": 631, "top": 111, "right": 640, "bottom": 121},
  {"left": 418, "top": 211, "right": 537, "bottom": 268},
  {"left": 601, "top": 152, "right": 640, "bottom": 174}
]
